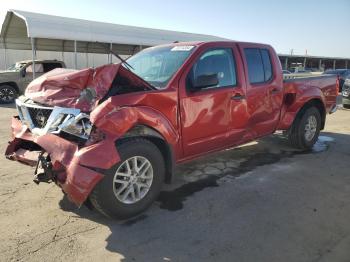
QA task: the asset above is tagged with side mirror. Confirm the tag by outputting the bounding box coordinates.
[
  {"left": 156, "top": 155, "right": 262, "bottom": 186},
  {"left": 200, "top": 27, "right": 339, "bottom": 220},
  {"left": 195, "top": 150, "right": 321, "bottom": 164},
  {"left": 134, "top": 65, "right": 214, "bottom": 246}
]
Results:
[
  {"left": 193, "top": 73, "right": 219, "bottom": 90},
  {"left": 20, "top": 69, "right": 26, "bottom": 78}
]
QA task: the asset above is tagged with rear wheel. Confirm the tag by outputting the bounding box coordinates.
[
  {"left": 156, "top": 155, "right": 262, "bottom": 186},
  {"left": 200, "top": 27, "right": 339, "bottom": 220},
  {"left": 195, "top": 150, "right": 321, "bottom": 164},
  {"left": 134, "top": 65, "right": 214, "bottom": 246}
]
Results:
[
  {"left": 288, "top": 107, "right": 321, "bottom": 150},
  {"left": 0, "top": 85, "right": 17, "bottom": 104},
  {"left": 89, "top": 138, "right": 165, "bottom": 219},
  {"left": 343, "top": 104, "right": 350, "bottom": 109}
]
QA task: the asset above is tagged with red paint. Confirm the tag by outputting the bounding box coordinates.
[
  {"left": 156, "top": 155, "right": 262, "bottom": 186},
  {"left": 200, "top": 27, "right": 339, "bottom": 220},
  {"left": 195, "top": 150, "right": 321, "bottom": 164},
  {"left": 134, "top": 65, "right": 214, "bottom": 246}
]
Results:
[
  {"left": 24, "top": 64, "right": 153, "bottom": 112},
  {"left": 5, "top": 41, "right": 338, "bottom": 205},
  {"left": 5, "top": 117, "right": 120, "bottom": 205}
]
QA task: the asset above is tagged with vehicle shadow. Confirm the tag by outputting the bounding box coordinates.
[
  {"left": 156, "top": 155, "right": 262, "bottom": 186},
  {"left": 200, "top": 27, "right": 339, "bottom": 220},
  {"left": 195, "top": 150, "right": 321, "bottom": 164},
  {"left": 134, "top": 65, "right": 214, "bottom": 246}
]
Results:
[
  {"left": 0, "top": 103, "right": 16, "bottom": 109},
  {"left": 58, "top": 131, "right": 347, "bottom": 261}
]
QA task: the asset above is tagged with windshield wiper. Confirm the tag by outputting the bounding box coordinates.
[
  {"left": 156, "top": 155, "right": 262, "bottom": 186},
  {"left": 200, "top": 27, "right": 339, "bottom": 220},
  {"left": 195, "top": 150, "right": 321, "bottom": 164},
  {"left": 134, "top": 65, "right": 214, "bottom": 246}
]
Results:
[
  {"left": 99, "top": 43, "right": 134, "bottom": 70},
  {"left": 98, "top": 42, "right": 157, "bottom": 90}
]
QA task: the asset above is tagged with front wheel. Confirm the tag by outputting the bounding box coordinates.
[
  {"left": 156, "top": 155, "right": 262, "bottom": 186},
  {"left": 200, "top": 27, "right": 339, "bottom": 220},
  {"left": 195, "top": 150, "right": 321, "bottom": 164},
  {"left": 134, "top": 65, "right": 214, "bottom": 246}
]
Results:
[
  {"left": 89, "top": 138, "right": 165, "bottom": 219},
  {"left": 0, "top": 85, "right": 17, "bottom": 104},
  {"left": 288, "top": 107, "right": 321, "bottom": 150}
]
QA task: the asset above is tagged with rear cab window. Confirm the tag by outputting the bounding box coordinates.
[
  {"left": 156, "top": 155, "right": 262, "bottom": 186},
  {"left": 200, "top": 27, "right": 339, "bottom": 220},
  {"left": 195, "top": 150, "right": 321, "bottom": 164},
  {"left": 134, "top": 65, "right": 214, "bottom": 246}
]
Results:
[
  {"left": 244, "top": 48, "right": 273, "bottom": 84},
  {"left": 26, "top": 63, "right": 44, "bottom": 73},
  {"left": 43, "top": 62, "right": 63, "bottom": 72}
]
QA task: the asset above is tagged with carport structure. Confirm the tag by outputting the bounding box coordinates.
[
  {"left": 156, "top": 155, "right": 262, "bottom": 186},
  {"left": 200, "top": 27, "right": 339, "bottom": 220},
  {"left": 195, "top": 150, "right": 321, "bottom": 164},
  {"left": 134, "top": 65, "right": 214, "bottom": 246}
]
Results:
[
  {"left": 0, "top": 9, "right": 227, "bottom": 77},
  {"left": 279, "top": 54, "right": 350, "bottom": 71}
]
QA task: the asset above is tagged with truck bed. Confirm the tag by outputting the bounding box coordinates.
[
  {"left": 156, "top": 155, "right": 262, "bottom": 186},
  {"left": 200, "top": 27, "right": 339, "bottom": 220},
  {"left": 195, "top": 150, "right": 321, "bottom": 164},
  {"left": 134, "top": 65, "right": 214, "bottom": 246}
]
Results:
[{"left": 283, "top": 74, "right": 338, "bottom": 113}]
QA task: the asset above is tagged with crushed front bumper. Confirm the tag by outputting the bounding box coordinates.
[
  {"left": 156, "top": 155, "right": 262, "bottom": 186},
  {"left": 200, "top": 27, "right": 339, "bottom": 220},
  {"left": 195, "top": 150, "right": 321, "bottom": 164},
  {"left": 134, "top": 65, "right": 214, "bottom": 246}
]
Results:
[{"left": 5, "top": 116, "right": 120, "bottom": 205}]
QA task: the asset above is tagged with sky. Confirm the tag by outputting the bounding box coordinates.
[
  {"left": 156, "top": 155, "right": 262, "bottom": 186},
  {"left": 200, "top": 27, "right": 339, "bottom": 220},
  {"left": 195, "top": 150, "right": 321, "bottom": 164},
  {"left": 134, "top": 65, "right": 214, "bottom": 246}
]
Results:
[{"left": 0, "top": 0, "right": 349, "bottom": 58}]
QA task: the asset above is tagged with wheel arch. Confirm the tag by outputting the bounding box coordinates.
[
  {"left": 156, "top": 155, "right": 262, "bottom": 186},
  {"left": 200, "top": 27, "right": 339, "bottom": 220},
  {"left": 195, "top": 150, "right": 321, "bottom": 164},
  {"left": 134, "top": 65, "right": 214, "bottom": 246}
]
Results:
[
  {"left": 118, "top": 124, "right": 175, "bottom": 184},
  {"left": 294, "top": 98, "right": 326, "bottom": 130},
  {"left": 278, "top": 95, "right": 327, "bottom": 131}
]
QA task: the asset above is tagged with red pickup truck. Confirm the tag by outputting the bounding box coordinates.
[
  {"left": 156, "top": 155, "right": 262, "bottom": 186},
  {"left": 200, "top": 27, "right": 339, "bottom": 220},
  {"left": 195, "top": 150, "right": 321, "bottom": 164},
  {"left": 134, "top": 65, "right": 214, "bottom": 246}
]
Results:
[{"left": 5, "top": 41, "right": 338, "bottom": 219}]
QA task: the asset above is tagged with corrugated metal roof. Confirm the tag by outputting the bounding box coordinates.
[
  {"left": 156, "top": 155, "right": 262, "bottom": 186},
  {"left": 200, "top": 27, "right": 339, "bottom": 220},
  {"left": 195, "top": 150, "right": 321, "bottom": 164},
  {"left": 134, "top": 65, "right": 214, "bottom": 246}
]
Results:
[{"left": 0, "top": 9, "right": 229, "bottom": 54}]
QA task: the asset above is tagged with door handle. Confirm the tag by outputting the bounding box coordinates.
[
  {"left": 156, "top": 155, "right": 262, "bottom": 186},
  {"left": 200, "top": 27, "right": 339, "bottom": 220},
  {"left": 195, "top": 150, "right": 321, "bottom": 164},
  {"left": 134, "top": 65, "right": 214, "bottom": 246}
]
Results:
[
  {"left": 231, "top": 93, "right": 245, "bottom": 101},
  {"left": 271, "top": 88, "right": 280, "bottom": 94}
]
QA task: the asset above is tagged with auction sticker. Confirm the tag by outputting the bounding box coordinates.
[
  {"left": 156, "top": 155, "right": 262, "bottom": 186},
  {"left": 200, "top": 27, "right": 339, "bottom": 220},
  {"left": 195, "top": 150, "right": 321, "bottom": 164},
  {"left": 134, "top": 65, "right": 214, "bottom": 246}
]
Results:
[{"left": 171, "top": 46, "right": 195, "bottom": 51}]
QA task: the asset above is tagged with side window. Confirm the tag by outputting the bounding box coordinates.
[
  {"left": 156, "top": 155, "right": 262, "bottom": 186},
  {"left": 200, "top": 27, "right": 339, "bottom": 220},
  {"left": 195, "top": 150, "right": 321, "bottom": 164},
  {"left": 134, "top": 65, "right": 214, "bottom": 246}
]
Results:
[
  {"left": 26, "top": 63, "right": 44, "bottom": 73},
  {"left": 187, "top": 48, "right": 236, "bottom": 90},
  {"left": 244, "top": 49, "right": 264, "bottom": 83},
  {"left": 43, "top": 63, "right": 63, "bottom": 72},
  {"left": 261, "top": 49, "right": 272, "bottom": 81},
  {"left": 244, "top": 48, "right": 273, "bottom": 84}
]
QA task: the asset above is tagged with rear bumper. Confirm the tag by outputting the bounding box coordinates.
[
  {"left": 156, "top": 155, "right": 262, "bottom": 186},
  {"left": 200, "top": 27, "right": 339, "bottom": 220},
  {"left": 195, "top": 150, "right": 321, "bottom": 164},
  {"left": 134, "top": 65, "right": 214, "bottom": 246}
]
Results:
[
  {"left": 5, "top": 116, "right": 120, "bottom": 205},
  {"left": 343, "top": 97, "right": 350, "bottom": 105}
]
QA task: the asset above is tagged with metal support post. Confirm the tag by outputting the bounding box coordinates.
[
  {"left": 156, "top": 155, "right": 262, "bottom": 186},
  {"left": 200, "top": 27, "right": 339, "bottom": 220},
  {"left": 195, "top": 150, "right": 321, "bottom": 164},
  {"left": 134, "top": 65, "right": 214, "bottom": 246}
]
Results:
[
  {"left": 31, "top": 37, "right": 36, "bottom": 79},
  {"left": 74, "top": 40, "right": 78, "bottom": 69},
  {"left": 284, "top": 57, "right": 288, "bottom": 70}
]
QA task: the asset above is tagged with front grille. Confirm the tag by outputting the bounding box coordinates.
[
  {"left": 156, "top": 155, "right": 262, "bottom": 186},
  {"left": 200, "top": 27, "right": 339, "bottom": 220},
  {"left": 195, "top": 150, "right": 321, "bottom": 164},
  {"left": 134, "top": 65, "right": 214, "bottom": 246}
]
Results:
[
  {"left": 16, "top": 97, "right": 83, "bottom": 137},
  {"left": 16, "top": 98, "right": 54, "bottom": 130},
  {"left": 27, "top": 107, "right": 53, "bottom": 128}
]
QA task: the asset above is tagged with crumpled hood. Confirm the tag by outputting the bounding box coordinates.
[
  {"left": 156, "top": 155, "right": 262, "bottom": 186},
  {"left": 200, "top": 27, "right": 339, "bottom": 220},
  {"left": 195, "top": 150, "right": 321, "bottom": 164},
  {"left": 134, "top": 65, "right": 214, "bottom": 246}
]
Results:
[{"left": 25, "top": 63, "right": 153, "bottom": 112}]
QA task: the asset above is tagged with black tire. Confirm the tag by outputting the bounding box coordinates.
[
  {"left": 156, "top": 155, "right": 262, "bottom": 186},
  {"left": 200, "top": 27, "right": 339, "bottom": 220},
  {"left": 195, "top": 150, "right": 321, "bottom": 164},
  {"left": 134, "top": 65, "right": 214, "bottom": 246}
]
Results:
[
  {"left": 0, "top": 85, "right": 18, "bottom": 104},
  {"left": 288, "top": 106, "right": 321, "bottom": 150},
  {"left": 343, "top": 104, "right": 350, "bottom": 109},
  {"left": 89, "top": 138, "right": 165, "bottom": 219}
]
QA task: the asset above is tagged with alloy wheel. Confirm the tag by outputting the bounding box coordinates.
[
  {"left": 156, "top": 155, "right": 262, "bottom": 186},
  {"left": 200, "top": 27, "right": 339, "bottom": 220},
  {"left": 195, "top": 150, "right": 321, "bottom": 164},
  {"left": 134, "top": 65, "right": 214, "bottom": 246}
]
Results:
[
  {"left": 112, "top": 156, "right": 153, "bottom": 204},
  {"left": 304, "top": 115, "right": 317, "bottom": 141}
]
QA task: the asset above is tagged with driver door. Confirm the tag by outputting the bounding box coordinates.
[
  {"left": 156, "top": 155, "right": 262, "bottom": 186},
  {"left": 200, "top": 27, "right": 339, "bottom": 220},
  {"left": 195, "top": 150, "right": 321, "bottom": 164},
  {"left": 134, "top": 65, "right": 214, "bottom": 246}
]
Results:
[{"left": 179, "top": 46, "right": 246, "bottom": 157}]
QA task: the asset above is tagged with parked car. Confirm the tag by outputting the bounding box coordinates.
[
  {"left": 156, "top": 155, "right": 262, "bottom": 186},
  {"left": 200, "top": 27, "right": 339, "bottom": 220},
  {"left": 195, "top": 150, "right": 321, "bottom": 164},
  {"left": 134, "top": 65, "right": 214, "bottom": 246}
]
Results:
[
  {"left": 342, "top": 79, "right": 350, "bottom": 109},
  {"left": 5, "top": 41, "right": 338, "bottom": 219},
  {"left": 0, "top": 59, "right": 66, "bottom": 103},
  {"left": 289, "top": 68, "right": 312, "bottom": 74},
  {"left": 322, "top": 69, "right": 350, "bottom": 92}
]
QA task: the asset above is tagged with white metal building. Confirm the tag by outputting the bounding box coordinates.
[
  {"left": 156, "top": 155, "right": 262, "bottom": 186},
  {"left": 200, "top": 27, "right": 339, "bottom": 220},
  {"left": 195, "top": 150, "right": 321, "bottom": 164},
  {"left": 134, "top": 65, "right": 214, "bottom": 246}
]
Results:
[{"left": 0, "top": 10, "right": 228, "bottom": 70}]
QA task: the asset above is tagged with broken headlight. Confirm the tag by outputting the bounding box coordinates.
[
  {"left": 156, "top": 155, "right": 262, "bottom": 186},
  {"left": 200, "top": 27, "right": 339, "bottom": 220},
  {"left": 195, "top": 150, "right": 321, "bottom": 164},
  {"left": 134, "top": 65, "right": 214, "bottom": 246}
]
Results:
[{"left": 58, "top": 113, "right": 92, "bottom": 140}]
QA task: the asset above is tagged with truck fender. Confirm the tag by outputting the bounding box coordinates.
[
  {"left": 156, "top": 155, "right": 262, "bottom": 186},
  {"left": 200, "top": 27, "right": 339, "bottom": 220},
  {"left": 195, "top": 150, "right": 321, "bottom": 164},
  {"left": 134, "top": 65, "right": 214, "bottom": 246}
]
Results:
[
  {"left": 92, "top": 106, "right": 179, "bottom": 145},
  {"left": 91, "top": 106, "right": 179, "bottom": 183},
  {"left": 278, "top": 87, "right": 326, "bottom": 130}
]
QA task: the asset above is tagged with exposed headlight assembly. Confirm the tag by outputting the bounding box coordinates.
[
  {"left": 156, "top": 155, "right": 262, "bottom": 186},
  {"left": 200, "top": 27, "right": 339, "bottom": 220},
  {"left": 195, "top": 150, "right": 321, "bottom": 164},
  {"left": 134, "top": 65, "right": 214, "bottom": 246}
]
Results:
[
  {"left": 59, "top": 113, "right": 92, "bottom": 139},
  {"left": 16, "top": 99, "right": 93, "bottom": 140},
  {"left": 29, "top": 107, "right": 92, "bottom": 140}
]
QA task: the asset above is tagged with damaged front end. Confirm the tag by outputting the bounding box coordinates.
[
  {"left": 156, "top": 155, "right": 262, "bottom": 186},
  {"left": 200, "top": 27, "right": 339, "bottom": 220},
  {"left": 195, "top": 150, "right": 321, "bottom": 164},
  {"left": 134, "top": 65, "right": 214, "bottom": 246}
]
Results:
[
  {"left": 5, "top": 97, "right": 120, "bottom": 205},
  {"left": 5, "top": 63, "right": 154, "bottom": 205}
]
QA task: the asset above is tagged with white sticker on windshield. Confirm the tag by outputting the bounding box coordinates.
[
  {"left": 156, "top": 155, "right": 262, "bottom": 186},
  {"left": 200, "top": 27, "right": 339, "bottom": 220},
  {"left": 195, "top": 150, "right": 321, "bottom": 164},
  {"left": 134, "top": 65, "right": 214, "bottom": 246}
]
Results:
[{"left": 171, "top": 45, "right": 195, "bottom": 51}]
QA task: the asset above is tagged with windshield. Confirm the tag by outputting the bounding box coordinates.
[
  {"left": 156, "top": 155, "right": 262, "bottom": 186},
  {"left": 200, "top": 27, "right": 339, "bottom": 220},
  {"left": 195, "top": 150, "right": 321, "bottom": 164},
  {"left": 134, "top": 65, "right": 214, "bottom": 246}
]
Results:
[
  {"left": 126, "top": 45, "right": 195, "bottom": 88},
  {"left": 7, "top": 63, "right": 26, "bottom": 72}
]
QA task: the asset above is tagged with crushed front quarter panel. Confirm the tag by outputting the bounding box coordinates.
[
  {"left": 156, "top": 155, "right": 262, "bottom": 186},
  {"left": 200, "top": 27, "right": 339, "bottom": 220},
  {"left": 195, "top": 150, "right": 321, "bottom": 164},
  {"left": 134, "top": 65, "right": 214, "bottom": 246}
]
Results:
[
  {"left": 4, "top": 63, "right": 176, "bottom": 206},
  {"left": 5, "top": 116, "right": 120, "bottom": 205}
]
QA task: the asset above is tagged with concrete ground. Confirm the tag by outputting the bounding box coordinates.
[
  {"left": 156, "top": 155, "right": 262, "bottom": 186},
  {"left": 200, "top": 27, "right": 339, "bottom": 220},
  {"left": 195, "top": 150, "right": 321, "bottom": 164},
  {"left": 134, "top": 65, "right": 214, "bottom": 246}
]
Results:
[{"left": 0, "top": 104, "right": 349, "bottom": 262}]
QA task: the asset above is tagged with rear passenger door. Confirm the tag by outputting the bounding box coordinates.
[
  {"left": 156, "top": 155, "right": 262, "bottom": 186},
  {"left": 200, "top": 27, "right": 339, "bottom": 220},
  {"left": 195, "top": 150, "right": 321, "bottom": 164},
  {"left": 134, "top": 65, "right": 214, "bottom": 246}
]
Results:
[{"left": 238, "top": 43, "right": 283, "bottom": 137}]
